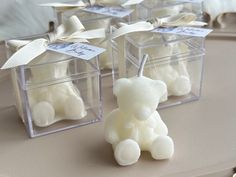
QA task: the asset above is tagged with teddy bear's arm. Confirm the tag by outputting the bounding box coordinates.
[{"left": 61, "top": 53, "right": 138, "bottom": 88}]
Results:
[
  {"left": 152, "top": 111, "right": 168, "bottom": 136},
  {"left": 104, "top": 109, "right": 121, "bottom": 144}
]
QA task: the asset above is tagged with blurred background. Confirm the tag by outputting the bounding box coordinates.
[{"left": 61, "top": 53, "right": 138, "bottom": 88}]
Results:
[{"left": 1, "top": 0, "right": 236, "bottom": 41}]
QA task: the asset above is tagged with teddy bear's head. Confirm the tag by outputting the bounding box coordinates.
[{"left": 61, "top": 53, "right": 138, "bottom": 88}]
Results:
[{"left": 113, "top": 76, "right": 167, "bottom": 121}]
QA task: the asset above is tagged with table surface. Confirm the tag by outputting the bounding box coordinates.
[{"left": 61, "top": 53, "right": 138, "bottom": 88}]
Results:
[{"left": 0, "top": 38, "right": 236, "bottom": 177}]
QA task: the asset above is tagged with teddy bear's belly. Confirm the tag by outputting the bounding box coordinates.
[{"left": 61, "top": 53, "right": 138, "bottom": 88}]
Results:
[
  {"left": 119, "top": 124, "right": 157, "bottom": 151},
  {"left": 138, "top": 126, "right": 158, "bottom": 150}
]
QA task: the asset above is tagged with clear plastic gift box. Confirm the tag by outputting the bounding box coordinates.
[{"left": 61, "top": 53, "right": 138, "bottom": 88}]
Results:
[
  {"left": 57, "top": 8, "right": 132, "bottom": 81},
  {"left": 5, "top": 36, "right": 102, "bottom": 138},
  {"left": 136, "top": 0, "right": 203, "bottom": 20},
  {"left": 112, "top": 31, "right": 205, "bottom": 109}
]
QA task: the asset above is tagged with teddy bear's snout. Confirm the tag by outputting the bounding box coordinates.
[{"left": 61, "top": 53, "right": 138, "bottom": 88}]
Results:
[{"left": 134, "top": 106, "right": 152, "bottom": 121}]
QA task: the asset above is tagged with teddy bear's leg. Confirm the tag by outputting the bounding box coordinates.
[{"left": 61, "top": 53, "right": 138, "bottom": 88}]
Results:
[
  {"left": 114, "top": 139, "right": 141, "bottom": 166},
  {"left": 32, "top": 101, "right": 55, "bottom": 127},
  {"left": 170, "top": 75, "right": 191, "bottom": 96},
  {"left": 150, "top": 135, "right": 174, "bottom": 160},
  {"left": 178, "top": 62, "right": 190, "bottom": 78},
  {"left": 64, "top": 95, "right": 87, "bottom": 119},
  {"left": 47, "top": 82, "right": 87, "bottom": 120},
  {"left": 170, "top": 51, "right": 191, "bottom": 96}
]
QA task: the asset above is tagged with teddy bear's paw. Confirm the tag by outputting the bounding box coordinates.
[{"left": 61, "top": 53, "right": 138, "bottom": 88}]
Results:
[
  {"left": 114, "top": 139, "right": 140, "bottom": 166},
  {"left": 32, "top": 101, "right": 55, "bottom": 127},
  {"left": 150, "top": 135, "right": 174, "bottom": 160},
  {"left": 171, "top": 76, "right": 191, "bottom": 96}
]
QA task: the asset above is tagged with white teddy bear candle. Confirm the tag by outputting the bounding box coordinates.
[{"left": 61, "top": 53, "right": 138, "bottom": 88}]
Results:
[
  {"left": 28, "top": 51, "right": 87, "bottom": 127},
  {"left": 126, "top": 32, "right": 192, "bottom": 98},
  {"left": 105, "top": 55, "right": 174, "bottom": 166},
  {"left": 144, "top": 49, "right": 192, "bottom": 97},
  {"left": 7, "top": 41, "right": 87, "bottom": 128}
]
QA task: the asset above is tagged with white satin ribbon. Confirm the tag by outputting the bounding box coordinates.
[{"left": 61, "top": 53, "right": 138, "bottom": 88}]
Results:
[
  {"left": 111, "top": 13, "right": 207, "bottom": 39},
  {"left": 40, "top": 1, "right": 86, "bottom": 11},
  {"left": 1, "top": 16, "right": 106, "bottom": 69},
  {"left": 40, "top": 0, "right": 144, "bottom": 11}
]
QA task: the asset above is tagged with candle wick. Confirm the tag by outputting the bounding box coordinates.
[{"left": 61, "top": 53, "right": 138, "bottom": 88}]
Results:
[{"left": 138, "top": 54, "right": 149, "bottom": 77}]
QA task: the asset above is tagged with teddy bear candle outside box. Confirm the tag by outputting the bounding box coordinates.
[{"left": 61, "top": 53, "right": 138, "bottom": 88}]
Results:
[
  {"left": 1, "top": 16, "right": 105, "bottom": 138},
  {"left": 105, "top": 55, "right": 174, "bottom": 166},
  {"left": 41, "top": 0, "right": 144, "bottom": 83}
]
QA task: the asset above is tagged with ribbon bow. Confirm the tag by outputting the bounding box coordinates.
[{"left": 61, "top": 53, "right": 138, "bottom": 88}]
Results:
[
  {"left": 40, "top": 0, "right": 144, "bottom": 11},
  {"left": 1, "top": 16, "right": 106, "bottom": 69},
  {"left": 111, "top": 12, "right": 207, "bottom": 39}
]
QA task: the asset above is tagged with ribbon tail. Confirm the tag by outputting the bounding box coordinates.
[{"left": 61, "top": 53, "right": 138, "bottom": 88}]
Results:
[
  {"left": 187, "top": 21, "right": 208, "bottom": 26},
  {"left": 122, "top": 0, "right": 144, "bottom": 6},
  {"left": 1, "top": 39, "right": 48, "bottom": 69},
  {"left": 160, "top": 12, "right": 196, "bottom": 27},
  {"left": 162, "top": 21, "right": 208, "bottom": 27},
  {"left": 6, "top": 40, "right": 31, "bottom": 51},
  {"left": 163, "top": 21, "right": 207, "bottom": 27},
  {"left": 111, "top": 21, "right": 154, "bottom": 39},
  {"left": 64, "top": 15, "right": 85, "bottom": 34},
  {"left": 76, "top": 28, "right": 106, "bottom": 39},
  {"left": 59, "top": 28, "right": 106, "bottom": 43}
]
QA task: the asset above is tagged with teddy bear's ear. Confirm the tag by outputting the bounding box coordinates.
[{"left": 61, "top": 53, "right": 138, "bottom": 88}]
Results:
[
  {"left": 153, "top": 80, "right": 167, "bottom": 97},
  {"left": 113, "top": 78, "right": 132, "bottom": 96}
]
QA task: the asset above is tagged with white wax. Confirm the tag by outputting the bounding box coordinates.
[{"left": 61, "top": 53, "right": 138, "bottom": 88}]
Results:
[
  {"left": 105, "top": 76, "right": 174, "bottom": 166},
  {"left": 27, "top": 51, "right": 87, "bottom": 127},
  {"left": 150, "top": 135, "right": 174, "bottom": 160},
  {"left": 32, "top": 101, "right": 55, "bottom": 127},
  {"left": 140, "top": 36, "right": 192, "bottom": 97},
  {"left": 64, "top": 95, "right": 87, "bottom": 119},
  {"left": 114, "top": 139, "right": 140, "bottom": 166}
]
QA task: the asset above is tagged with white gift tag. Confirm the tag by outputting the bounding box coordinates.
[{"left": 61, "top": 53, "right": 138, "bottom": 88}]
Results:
[
  {"left": 175, "top": 0, "right": 203, "bottom": 3},
  {"left": 152, "top": 27, "right": 213, "bottom": 37},
  {"left": 83, "top": 5, "right": 133, "bottom": 18},
  {"left": 47, "top": 43, "right": 106, "bottom": 60}
]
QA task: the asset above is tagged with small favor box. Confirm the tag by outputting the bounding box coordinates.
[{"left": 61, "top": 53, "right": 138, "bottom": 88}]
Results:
[
  {"left": 58, "top": 6, "right": 133, "bottom": 78},
  {"left": 5, "top": 36, "right": 103, "bottom": 138},
  {"left": 112, "top": 30, "right": 207, "bottom": 109},
  {"left": 136, "top": 0, "right": 203, "bottom": 20}
]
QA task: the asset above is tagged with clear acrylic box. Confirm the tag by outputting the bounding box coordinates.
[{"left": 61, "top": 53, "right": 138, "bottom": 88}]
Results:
[
  {"left": 59, "top": 8, "right": 131, "bottom": 82},
  {"left": 112, "top": 31, "right": 205, "bottom": 109},
  {"left": 6, "top": 36, "right": 102, "bottom": 138},
  {"left": 136, "top": 0, "right": 203, "bottom": 20}
]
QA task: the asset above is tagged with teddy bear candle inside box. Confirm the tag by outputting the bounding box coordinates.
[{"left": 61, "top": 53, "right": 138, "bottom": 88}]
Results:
[
  {"left": 65, "top": 10, "right": 130, "bottom": 78},
  {"left": 137, "top": 0, "right": 204, "bottom": 20},
  {"left": 3, "top": 33, "right": 103, "bottom": 138},
  {"left": 112, "top": 30, "right": 207, "bottom": 109},
  {"left": 48, "top": 1, "right": 137, "bottom": 80}
]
